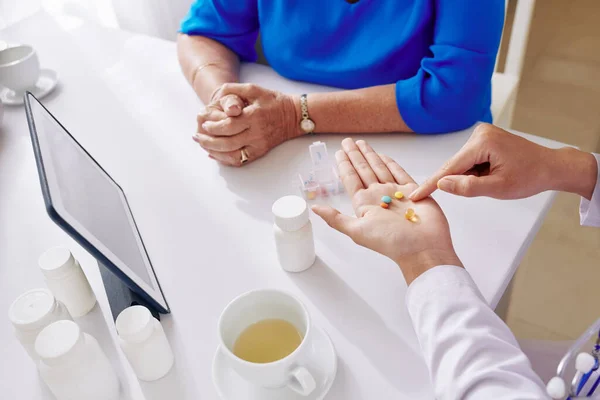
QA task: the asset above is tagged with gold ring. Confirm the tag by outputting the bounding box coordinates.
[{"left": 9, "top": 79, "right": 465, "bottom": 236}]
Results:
[{"left": 240, "top": 148, "right": 249, "bottom": 164}]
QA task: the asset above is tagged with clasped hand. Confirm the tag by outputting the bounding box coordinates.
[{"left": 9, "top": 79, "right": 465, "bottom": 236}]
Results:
[{"left": 193, "top": 83, "right": 299, "bottom": 166}]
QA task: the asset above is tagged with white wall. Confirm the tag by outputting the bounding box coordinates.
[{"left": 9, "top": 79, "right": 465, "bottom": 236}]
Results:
[
  {"left": 111, "top": 0, "right": 192, "bottom": 40},
  {"left": 0, "top": 0, "right": 118, "bottom": 30},
  {"left": 0, "top": 0, "right": 193, "bottom": 40}
]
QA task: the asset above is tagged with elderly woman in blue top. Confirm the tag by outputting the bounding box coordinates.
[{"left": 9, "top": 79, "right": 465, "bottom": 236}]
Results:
[{"left": 178, "top": 0, "right": 504, "bottom": 166}]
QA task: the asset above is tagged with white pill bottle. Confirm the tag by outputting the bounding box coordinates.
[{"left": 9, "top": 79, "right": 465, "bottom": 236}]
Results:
[
  {"left": 272, "top": 195, "right": 316, "bottom": 272},
  {"left": 9, "top": 288, "right": 72, "bottom": 360},
  {"left": 35, "top": 320, "right": 120, "bottom": 400},
  {"left": 38, "top": 247, "right": 96, "bottom": 317},
  {"left": 116, "top": 305, "right": 174, "bottom": 381}
]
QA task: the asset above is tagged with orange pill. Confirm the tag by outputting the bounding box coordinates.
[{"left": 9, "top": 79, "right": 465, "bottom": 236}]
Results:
[{"left": 380, "top": 202, "right": 389, "bottom": 209}]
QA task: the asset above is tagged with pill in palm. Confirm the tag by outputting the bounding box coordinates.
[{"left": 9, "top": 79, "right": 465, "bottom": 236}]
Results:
[
  {"left": 394, "top": 191, "right": 404, "bottom": 199},
  {"left": 405, "top": 208, "right": 416, "bottom": 222},
  {"left": 380, "top": 202, "right": 389, "bottom": 209},
  {"left": 381, "top": 196, "right": 392, "bottom": 204}
]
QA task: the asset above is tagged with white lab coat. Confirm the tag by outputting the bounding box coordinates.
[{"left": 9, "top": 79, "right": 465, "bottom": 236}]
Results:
[{"left": 406, "top": 153, "right": 600, "bottom": 399}]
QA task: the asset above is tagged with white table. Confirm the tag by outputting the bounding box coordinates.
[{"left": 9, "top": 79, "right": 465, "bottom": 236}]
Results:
[{"left": 0, "top": 11, "right": 567, "bottom": 400}]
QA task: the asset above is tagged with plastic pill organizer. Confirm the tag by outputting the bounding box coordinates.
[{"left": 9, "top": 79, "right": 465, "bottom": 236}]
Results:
[{"left": 298, "top": 141, "right": 344, "bottom": 200}]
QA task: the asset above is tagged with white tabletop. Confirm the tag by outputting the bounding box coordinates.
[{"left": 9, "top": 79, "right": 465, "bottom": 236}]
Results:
[{"left": 0, "top": 11, "right": 567, "bottom": 400}]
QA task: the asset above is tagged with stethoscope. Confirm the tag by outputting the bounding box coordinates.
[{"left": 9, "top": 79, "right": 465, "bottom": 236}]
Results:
[{"left": 547, "top": 318, "right": 600, "bottom": 399}]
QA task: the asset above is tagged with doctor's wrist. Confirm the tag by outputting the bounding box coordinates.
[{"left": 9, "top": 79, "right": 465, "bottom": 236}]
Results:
[
  {"left": 394, "top": 248, "right": 463, "bottom": 286},
  {"left": 550, "top": 147, "right": 598, "bottom": 200}
]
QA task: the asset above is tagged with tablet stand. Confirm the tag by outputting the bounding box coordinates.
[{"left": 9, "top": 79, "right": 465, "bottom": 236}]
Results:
[{"left": 98, "top": 261, "right": 161, "bottom": 321}]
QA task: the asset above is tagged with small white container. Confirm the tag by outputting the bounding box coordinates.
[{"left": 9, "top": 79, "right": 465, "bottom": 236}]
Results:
[
  {"left": 38, "top": 247, "right": 96, "bottom": 317},
  {"left": 272, "top": 195, "right": 316, "bottom": 272},
  {"left": 116, "top": 305, "right": 174, "bottom": 381},
  {"left": 9, "top": 288, "right": 72, "bottom": 360},
  {"left": 35, "top": 320, "right": 120, "bottom": 400}
]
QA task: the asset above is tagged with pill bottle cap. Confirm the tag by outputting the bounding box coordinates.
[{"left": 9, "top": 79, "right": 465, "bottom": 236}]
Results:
[
  {"left": 38, "top": 247, "right": 76, "bottom": 279},
  {"left": 272, "top": 196, "right": 310, "bottom": 232},
  {"left": 116, "top": 305, "right": 154, "bottom": 343},
  {"left": 9, "top": 288, "right": 57, "bottom": 332},
  {"left": 35, "top": 320, "right": 84, "bottom": 366}
]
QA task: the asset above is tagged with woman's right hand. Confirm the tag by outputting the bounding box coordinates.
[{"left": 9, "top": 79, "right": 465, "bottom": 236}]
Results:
[
  {"left": 215, "top": 93, "right": 245, "bottom": 117},
  {"left": 209, "top": 85, "right": 245, "bottom": 117},
  {"left": 409, "top": 123, "right": 598, "bottom": 201},
  {"left": 312, "top": 139, "right": 462, "bottom": 285},
  {"left": 193, "top": 89, "right": 245, "bottom": 150},
  {"left": 193, "top": 83, "right": 300, "bottom": 166}
]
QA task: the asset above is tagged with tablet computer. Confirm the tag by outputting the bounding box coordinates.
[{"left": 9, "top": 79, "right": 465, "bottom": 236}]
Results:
[{"left": 25, "top": 92, "right": 169, "bottom": 314}]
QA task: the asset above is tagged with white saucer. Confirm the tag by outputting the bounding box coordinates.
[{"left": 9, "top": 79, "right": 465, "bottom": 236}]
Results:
[
  {"left": 0, "top": 69, "right": 59, "bottom": 105},
  {"left": 213, "top": 326, "right": 337, "bottom": 400}
]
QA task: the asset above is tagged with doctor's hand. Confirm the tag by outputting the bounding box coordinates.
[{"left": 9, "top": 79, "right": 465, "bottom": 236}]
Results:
[
  {"left": 409, "top": 123, "right": 598, "bottom": 201},
  {"left": 312, "top": 139, "right": 462, "bottom": 285}
]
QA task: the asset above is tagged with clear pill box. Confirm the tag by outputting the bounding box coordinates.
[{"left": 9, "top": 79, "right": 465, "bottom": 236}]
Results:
[{"left": 298, "top": 141, "right": 344, "bottom": 200}]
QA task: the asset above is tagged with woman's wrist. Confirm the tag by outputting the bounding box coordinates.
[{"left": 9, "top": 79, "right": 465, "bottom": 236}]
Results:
[
  {"left": 549, "top": 147, "right": 598, "bottom": 200},
  {"left": 287, "top": 94, "right": 305, "bottom": 139},
  {"left": 394, "top": 248, "right": 463, "bottom": 286},
  {"left": 193, "top": 71, "right": 239, "bottom": 105}
]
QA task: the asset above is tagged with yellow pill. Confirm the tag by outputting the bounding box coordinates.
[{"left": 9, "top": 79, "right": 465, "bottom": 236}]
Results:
[
  {"left": 405, "top": 208, "right": 415, "bottom": 220},
  {"left": 394, "top": 191, "right": 404, "bottom": 199}
]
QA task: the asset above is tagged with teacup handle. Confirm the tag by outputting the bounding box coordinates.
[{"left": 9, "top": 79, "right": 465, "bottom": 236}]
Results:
[{"left": 288, "top": 366, "right": 316, "bottom": 396}]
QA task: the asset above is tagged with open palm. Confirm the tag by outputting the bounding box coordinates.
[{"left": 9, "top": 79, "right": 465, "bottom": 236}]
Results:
[{"left": 312, "top": 139, "right": 461, "bottom": 283}]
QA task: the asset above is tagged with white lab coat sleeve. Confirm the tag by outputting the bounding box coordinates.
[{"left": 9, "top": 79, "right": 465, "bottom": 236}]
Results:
[
  {"left": 580, "top": 153, "right": 600, "bottom": 227},
  {"left": 406, "top": 265, "right": 548, "bottom": 400}
]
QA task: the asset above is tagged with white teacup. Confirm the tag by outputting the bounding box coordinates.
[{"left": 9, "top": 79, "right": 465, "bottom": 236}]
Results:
[
  {"left": 218, "top": 289, "right": 317, "bottom": 396},
  {"left": 0, "top": 45, "right": 40, "bottom": 93}
]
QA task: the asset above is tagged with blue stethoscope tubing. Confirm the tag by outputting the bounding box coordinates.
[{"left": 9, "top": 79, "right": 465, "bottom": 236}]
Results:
[{"left": 558, "top": 318, "right": 600, "bottom": 399}]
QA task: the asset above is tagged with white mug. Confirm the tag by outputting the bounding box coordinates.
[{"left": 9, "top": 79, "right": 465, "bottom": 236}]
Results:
[
  {"left": 218, "top": 289, "right": 317, "bottom": 396},
  {"left": 0, "top": 45, "right": 40, "bottom": 93}
]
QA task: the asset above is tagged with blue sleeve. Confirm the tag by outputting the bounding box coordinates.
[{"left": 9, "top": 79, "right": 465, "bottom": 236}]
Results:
[
  {"left": 395, "top": 0, "right": 504, "bottom": 134},
  {"left": 179, "top": 0, "right": 259, "bottom": 62}
]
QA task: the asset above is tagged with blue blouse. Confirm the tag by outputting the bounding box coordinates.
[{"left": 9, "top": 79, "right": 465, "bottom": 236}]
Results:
[{"left": 181, "top": 1, "right": 504, "bottom": 134}]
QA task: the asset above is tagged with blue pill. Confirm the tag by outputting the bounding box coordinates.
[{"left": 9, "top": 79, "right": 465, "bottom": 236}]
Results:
[{"left": 381, "top": 196, "right": 392, "bottom": 204}]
